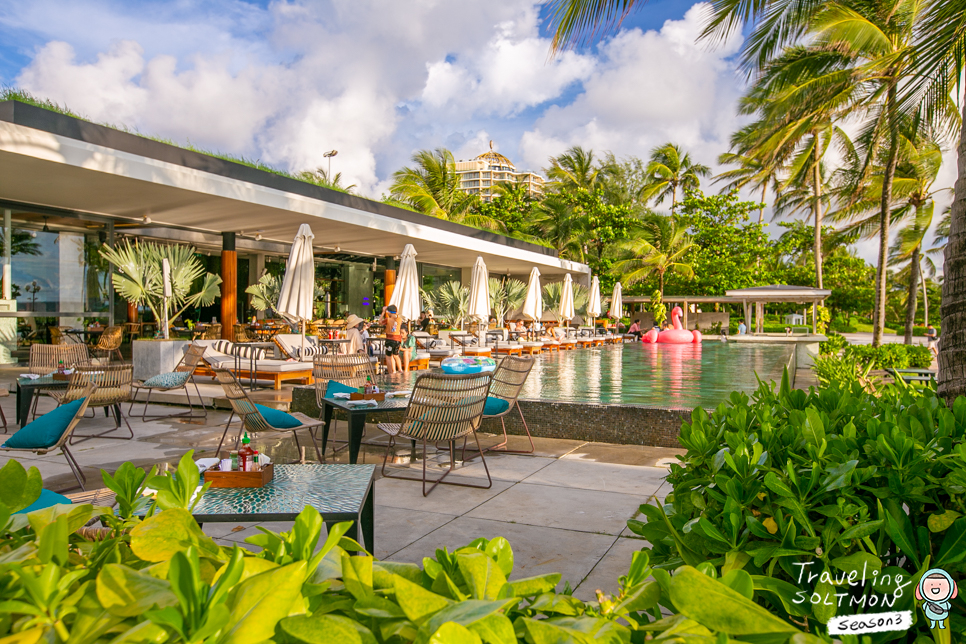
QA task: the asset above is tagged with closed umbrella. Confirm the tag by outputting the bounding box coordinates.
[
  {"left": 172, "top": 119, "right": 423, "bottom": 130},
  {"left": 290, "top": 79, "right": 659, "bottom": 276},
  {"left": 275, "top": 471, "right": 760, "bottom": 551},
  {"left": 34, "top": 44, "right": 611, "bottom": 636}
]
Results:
[
  {"left": 587, "top": 275, "right": 602, "bottom": 327},
  {"left": 388, "top": 244, "right": 421, "bottom": 321},
  {"left": 277, "top": 224, "right": 316, "bottom": 350},
  {"left": 522, "top": 267, "right": 542, "bottom": 338},
  {"left": 467, "top": 256, "right": 490, "bottom": 341},
  {"left": 608, "top": 281, "right": 623, "bottom": 320},
  {"left": 559, "top": 274, "right": 575, "bottom": 325}
]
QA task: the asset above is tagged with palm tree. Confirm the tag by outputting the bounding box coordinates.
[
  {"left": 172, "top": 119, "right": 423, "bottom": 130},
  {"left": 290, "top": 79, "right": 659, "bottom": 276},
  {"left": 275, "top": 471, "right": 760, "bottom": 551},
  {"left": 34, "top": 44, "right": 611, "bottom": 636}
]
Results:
[
  {"left": 640, "top": 143, "right": 710, "bottom": 208},
  {"left": 389, "top": 149, "right": 498, "bottom": 229},
  {"left": 297, "top": 167, "right": 357, "bottom": 193},
  {"left": 545, "top": 146, "right": 606, "bottom": 193},
  {"left": 532, "top": 195, "right": 584, "bottom": 260},
  {"left": 612, "top": 214, "right": 696, "bottom": 296},
  {"left": 489, "top": 277, "right": 527, "bottom": 327},
  {"left": 715, "top": 149, "right": 780, "bottom": 224}
]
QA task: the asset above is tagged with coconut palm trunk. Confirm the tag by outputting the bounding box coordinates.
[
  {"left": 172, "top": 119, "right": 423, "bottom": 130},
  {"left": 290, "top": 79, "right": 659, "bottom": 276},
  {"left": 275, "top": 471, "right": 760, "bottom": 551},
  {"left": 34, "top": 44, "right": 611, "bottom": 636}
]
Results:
[
  {"left": 939, "top": 102, "right": 966, "bottom": 403},
  {"left": 812, "top": 131, "right": 823, "bottom": 289},
  {"left": 874, "top": 85, "right": 900, "bottom": 347},
  {"left": 904, "top": 245, "right": 920, "bottom": 345},
  {"left": 922, "top": 271, "right": 929, "bottom": 328}
]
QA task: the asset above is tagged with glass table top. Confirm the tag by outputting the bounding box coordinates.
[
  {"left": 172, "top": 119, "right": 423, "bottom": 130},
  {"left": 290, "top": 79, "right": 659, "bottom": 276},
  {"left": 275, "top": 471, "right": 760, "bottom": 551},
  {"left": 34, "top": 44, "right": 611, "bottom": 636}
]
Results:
[
  {"left": 321, "top": 395, "right": 412, "bottom": 412},
  {"left": 17, "top": 374, "right": 67, "bottom": 386},
  {"left": 189, "top": 464, "right": 375, "bottom": 518}
]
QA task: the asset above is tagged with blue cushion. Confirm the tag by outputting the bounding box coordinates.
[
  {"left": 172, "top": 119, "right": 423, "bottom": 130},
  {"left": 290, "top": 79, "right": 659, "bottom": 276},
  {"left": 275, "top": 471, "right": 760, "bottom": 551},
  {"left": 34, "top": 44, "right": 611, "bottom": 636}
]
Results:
[
  {"left": 325, "top": 380, "right": 358, "bottom": 398},
  {"left": 3, "top": 399, "right": 86, "bottom": 449},
  {"left": 484, "top": 397, "right": 510, "bottom": 416},
  {"left": 15, "top": 489, "right": 72, "bottom": 514},
  {"left": 254, "top": 403, "right": 302, "bottom": 429},
  {"left": 143, "top": 371, "right": 192, "bottom": 389}
]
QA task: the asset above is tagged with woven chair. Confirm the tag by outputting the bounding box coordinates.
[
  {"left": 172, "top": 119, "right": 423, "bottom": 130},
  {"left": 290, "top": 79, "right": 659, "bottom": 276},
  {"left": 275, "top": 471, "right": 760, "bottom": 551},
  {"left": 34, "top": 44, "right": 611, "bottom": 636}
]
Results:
[
  {"left": 1, "top": 383, "right": 96, "bottom": 490},
  {"left": 123, "top": 322, "right": 142, "bottom": 343},
  {"left": 49, "top": 327, "right": 68, "bottom": 345},
  {"left": 28, "top": 344, "right": 92, "bottom": 419},
  {"left": 51, "top": 364, "right": 134, "bottom": 442},
  {"left": 202, "top": 324, "right": 222, "bottom": 340},
  {"left": 129, "top": 344, "right": 208, "bottom": 421},
  {"left": 233, "top": 324, "right": 256, "bottom": 343},
  {"left": 90, "top": 325, "right": 124, "bottom": 364},
  {"left": 462, "top": 354, "right": 536, "bottom": 458},
  {"left": 211, "top": 368, "right": 324, "bottom": 462},
  {"left": 312, "top": 353, "right": 378, "bottom": 455},
  {"left": 377, "top": 372, "right": 493, "bottom": 496}
]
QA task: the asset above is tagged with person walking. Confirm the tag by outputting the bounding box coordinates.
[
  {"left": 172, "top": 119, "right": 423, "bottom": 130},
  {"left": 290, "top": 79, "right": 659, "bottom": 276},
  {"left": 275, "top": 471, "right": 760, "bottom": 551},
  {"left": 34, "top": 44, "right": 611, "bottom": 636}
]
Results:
[{"left": 382, "top": 305, "right": 403, "bottom": 374}]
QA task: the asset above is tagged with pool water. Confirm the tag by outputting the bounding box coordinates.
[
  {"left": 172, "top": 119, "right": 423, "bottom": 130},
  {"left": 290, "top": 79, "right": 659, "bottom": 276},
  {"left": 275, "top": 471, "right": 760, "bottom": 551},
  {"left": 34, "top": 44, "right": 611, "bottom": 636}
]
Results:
[{"left": 385, "top": 341, "right": 793, "bottom": 410}]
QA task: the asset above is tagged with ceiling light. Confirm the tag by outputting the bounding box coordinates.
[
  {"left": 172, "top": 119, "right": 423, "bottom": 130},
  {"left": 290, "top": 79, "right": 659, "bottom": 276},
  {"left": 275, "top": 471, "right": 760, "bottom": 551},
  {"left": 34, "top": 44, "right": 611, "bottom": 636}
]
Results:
[
  {"left": 335, "top": 246, "right": 341, "bottom": 253},
  {"left": 42, "top": 217, "right": 50, "bottom": 233},
  {"left": 255, "top": 233, "right": 263, "bottom": 241},
  {"left": 142, "top": 215, "right": 152, "bottom": 224}
]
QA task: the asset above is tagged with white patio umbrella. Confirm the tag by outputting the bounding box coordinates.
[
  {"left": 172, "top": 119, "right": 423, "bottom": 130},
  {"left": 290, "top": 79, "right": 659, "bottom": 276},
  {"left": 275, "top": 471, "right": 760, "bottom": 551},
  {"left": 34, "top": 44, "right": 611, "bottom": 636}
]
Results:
[
  {"left": 467, "top": 256, "right": 490, "bottom": 340},
  {"left": 587, "top": 275, "right": 602, "bottom": 327},
  {"left": 559, "top": 274, "right": 575, "bottom": 325},
  {"left": 276, "top": 223, "right": 316, "bottom": 350},
  {"left": 522, "top": 268, "right": 542, "bottom": 321},
  {"left": 608, "top": 281, "right": 623, "bottom": 320},
  {"left": 388, "top": 244, "right": 421, "bottom": 321}
]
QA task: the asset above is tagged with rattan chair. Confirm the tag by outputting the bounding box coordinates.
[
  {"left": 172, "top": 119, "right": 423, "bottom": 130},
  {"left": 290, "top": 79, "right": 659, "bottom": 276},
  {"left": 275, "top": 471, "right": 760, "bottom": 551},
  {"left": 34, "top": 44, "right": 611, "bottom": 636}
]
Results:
[
  {"left": 312, "top": 353, "right": 378, "bottom": 455},
  {"left": 1, "top": 383, "right": 96, "bottom": 490},
  {"left": 233, "top": 324, "right": 256, "bottom": 343},
  {"left": 377, "top": 372, "right": 493, "bottom": 496},
  {"left": 211, "top": 368, "right": 325, "bottom": 462},
  {"left": 51, "top": 364, "right": 134, "bottom": 442},
  {"left": 28, "top": 344, "right": 92, "bottom": 419},
  {"left": 90, "top": 325, "right": 124, "bottom": 364},
  {"left": 123, "top": 322, "right": 142, "bottom": 343},
  {"left": 202, "top": 324, "right": 222, "bottom": 340},
  {"left": 462, "top": 354, "right": 536, "bottom": 458},
  {"left": 129, "top": 344, "right": 208, "bottom": 421}
]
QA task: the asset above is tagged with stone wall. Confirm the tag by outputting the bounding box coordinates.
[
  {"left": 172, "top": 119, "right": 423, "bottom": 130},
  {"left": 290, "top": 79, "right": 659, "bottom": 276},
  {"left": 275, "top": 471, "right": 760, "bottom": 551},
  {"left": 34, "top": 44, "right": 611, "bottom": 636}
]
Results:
[{"left": 291, "top": 387, "right": 689, "bottom": 449}]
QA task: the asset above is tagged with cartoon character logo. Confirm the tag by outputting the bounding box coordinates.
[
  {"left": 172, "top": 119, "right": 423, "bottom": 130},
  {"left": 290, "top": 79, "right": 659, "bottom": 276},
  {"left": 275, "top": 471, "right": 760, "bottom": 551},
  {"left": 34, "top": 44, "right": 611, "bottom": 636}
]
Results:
[{"left": 916, "top": 568, "right": 958, "bottom": 629}]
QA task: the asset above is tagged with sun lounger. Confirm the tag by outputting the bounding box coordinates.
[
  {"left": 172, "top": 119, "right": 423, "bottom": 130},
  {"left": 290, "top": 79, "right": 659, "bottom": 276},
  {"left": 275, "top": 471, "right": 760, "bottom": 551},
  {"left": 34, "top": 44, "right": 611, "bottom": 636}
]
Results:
[{"left": 193, "top": 339, "right": 314, "bottom": 390}]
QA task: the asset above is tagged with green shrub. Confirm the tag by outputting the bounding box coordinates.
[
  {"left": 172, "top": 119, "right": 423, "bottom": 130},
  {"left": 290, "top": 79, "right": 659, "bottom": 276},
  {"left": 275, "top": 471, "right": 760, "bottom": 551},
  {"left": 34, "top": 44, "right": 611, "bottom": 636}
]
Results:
[
  {"left": 628, "top": 373, "right": 966, "bottom": 640},
  {"left": 842, "top": 343, "right": 933, "bottom": 369},
  {"left": 818, "top": 332, "right": 849, "bottom": 355},
  {"left": 0, "top": 454, "right": 815, "bottom": 643},
  {"left": 811, "top": 354, "right": 876, "bottom": 388},
  {"left": 912, "top": 325, "right": 939, "bottom": 337}
]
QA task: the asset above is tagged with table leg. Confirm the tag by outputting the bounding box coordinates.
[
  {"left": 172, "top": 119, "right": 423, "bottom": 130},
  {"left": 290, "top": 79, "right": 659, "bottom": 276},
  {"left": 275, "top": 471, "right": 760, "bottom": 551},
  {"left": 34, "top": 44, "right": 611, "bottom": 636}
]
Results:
[
  {"left": 18, "top": 385, "right": 32, "bottom": 427},
  {"left": 348, "top": 412, "right": 365, "bottom": 464},
  {"left": 361, "top": 484, "right": 374, "bottom": 554},
  {"left": 320, "top": 403, "right": 334, "bottom": 455}
]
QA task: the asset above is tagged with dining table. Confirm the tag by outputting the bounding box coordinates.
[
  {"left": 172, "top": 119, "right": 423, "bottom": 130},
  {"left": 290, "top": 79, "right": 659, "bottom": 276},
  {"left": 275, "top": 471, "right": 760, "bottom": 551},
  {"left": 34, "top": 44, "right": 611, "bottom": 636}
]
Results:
[{"left": 317, "top": 395, "right": 411, "bottom": 464}]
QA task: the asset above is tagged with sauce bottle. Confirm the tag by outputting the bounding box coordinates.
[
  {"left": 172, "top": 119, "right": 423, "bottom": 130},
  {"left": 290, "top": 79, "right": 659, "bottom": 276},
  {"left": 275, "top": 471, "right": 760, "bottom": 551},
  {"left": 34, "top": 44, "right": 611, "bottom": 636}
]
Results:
[{"left": 238, "top": 432, "right": 254, "bottom": 472}]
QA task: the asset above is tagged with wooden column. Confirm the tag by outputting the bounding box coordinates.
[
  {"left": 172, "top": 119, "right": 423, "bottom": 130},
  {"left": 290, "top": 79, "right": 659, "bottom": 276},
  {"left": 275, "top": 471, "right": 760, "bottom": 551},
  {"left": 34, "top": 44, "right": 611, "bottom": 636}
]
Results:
[
  {"left": 384, "top": 256, "right": 397, "bottom": 309},
  {"left": 127, "top": 302, "right": 138, "bottom": 323},
  {"left": 221, "top": 232, "right": 236, "bottom": 341}
]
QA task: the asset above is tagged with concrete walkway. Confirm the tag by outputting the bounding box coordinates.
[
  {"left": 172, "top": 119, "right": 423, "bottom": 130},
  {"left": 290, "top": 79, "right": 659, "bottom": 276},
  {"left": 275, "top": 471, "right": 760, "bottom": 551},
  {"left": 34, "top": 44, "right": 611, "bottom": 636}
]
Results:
[{"left": 0, "top": 375, "right": 679, "bottom": 600}]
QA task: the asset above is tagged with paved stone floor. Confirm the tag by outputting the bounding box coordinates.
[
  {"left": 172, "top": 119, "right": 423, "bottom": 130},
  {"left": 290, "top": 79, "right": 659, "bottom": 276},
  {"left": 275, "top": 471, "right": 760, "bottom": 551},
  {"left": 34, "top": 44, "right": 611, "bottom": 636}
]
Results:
[{"left": 0, "top": 370, "right": 682, "bottom": 600}]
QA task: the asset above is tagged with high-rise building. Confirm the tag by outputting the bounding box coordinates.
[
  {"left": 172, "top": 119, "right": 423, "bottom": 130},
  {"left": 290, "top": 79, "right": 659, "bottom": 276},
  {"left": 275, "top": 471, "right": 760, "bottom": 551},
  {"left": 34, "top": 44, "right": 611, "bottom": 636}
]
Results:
[{"left": 455, "top": 142, "right": 544, "bottom": 202}]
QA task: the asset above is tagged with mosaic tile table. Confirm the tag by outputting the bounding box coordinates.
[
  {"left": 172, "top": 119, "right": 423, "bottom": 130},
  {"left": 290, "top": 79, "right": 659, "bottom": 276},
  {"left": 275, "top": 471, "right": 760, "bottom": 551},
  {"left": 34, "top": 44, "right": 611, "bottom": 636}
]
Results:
[
  {"left": 16, "top": 375, "right": 68, "bottom": 427},
  {"left": 192, "top": 463, "right": 375, "bottom": 553},
  {"left": 319, "top": 396, "right": 411, "bottom": 464}
]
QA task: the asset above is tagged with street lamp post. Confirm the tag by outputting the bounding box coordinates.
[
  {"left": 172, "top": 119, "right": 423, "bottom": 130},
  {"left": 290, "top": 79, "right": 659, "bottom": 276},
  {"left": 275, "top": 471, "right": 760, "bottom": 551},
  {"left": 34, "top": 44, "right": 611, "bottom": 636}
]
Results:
[{"left": 323, "top": 150, "right": 338, "bottom": 181}]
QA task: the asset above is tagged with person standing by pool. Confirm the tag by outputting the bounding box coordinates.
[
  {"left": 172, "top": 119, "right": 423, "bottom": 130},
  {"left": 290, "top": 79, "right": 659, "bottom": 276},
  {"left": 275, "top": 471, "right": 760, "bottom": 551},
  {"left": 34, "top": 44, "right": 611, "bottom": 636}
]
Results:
[
  {"left": 382, "top": 305, "right": 403, "bottom": 374},
  {"left": 926, "top": 324, "right": 938, "bottom": 356},
  {"left": 738, "top": 321, "right": 747, "bottom": 334}
]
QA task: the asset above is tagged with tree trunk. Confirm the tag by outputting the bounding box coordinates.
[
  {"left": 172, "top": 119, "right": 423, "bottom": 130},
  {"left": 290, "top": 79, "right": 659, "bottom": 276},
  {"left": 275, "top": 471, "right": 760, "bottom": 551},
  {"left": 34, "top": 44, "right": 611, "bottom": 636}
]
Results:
[
  {"left": 904, "top": 245, "right": 919, "bottom": 345},
  {"left": 812, "top": 131, "right": 824, "bottom": 289},
  {"left": 939, "top": 95, "right": 966, "bottom": 404},
  {"left": 759, "top": 184, "right": 766, "bottom": 225},
  {"left": 873, "top": 84, "right": 900, "bottom": 347},
  {"left": 659, "top": 271, "right": 665, "bottom": 298},
  {"left": 922, "top": 270, "right": 929, "bottom": 327}
]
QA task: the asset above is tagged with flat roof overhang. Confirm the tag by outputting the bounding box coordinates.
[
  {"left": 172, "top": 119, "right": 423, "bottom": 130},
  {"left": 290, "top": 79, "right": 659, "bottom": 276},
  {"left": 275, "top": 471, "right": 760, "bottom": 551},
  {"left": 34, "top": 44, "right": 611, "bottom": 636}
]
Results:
[{"left": 0, "top": 101, "right": 588, "bottom": 277}]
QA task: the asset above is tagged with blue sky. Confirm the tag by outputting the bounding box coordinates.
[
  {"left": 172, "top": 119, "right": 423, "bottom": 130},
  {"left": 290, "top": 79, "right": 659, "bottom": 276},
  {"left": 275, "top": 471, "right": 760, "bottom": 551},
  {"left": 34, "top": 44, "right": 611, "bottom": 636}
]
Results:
[{"left": 0, "top": 0, "right": 953, "bottom": 263}]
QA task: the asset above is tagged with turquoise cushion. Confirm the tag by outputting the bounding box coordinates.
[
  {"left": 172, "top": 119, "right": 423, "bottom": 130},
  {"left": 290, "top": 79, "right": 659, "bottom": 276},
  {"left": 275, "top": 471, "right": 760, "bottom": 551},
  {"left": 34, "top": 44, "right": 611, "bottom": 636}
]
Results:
[
  {"left": 255, "top": 403, "right": 302, "bottom": 429},
  {"left": 484, "top": 397, "right": 510, "bottom": 416},
  {"left": 143, "top": 371, "right": 192, "bottom": 389},
  {"left": 15, "top": 489, "right": 72, "bottom": 514},
  {"left": 325, "top": 380, "right": 358, "bottom": 398},
  {"left": 3, "top": 399, "right": 86, "bottom": 449}
]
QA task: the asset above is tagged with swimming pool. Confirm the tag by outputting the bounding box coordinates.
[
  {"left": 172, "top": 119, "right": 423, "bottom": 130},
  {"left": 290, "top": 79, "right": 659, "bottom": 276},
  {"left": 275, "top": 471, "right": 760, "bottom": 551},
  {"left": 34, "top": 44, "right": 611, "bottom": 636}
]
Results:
[{"left": 517, "top": 342, "right": 793, "bottom": 409}]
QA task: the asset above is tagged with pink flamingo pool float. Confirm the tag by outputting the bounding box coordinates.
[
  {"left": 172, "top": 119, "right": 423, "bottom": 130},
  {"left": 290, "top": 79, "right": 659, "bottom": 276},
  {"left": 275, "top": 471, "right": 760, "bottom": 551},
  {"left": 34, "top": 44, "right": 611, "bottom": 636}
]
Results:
[{"left": 642, "top": 306, "right": 702, "bottom": 344}]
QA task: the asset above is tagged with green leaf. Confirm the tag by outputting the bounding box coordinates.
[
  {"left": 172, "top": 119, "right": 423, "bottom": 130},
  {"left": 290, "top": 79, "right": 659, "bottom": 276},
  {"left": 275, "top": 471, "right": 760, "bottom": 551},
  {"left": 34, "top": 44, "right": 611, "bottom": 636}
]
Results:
[
  {"left": 0, "top": 460, "right": 42, "bottom": 513},
  {"left": 719, "top": 570, "right": 754, "bottom": 599},
  {"left": 721, "top": 551, "right": 751, "bottom": 575},
  {"left": 36, "top": 513, "right": 69, "bottom": 565},
  {"left": 373, "top": 561, "right": 423, "bottom": 588},
  {"left": 507, "top": 573, "right": 561, "bottom": 597},
  {"left": 96, "top": 564, "right": 178, "bottom": 617},
  {"left": 341, "top": 552, "right": 375, "bottom": 600},
  {"left": 764, "top": 472, "right": 795, "bottom": 497},
  {"left": 811, "top": 568, "right": 836, "bottom": 624},
  {"left": 102, "top": 620, "right": 170, "bottom": 643},
  {"left": 928, "top": 510, "right": 962, "bottom": 533},
  {"left": 426, "top": 599, "right": 517, "bottom": 636},
  {"left": 612, "top": 580, "right": 661, "bottom": 614},
  {"left": 803, "top": 407, "right": 826, "bottom": 447},
  {"left": 821, "top": 460, "right": 857, "bottom": 491},
  {"left": 669, "top": 566, "right": 799, "bottom": 634},
  {"left": 279, "top": 614, "right": 378, "bottom": 644},
  {"left": 26, "top": 502, "right": 101, "bottom": 534},
  {"left": 456, "top": 552, "right": 508, "bottom": 600},
  {"left": 516, "top": 617, "right": 596, "bottom": 644},
  {"left": 393, "top": 574, "right": 453, "bottom": 625},
  {"left": 838, "top": 519, "right": 883, "bottom": 542},
  {"left": 937, "top": 517, "right": 966, "bottom": 566},
  {"left": 468, "top": 613, "right": 516, "bottom": 644},
  {"left": 222, "top": 561, "right": 307, "bottom": 644},
  {"left": 830, "top": 552, "right": 881, "bottom": 578},
  {"left": 129, "top": 508, "right": 223, "bottom": 563},
  {"left": 879, "top": 501, "right": 921, "bottom": 569},
  {"left": 752, "top": 576, "right": 811, "bottom": 616},
  {"left": 484, "top": 537, "right": 514, "bottom": 578},
  {"left": 427, "top": 622, "right": 482, "bottom": 644}
]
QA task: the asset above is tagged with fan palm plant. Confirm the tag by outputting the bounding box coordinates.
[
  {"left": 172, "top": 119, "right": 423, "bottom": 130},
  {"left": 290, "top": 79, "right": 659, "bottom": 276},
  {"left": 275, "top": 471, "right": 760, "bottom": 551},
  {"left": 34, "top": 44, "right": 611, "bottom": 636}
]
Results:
[
  {"left": 100, "top": 240, "right": 222, "bottom": 333},
  {"left": 542, "top": 281, "right": 589, "bottom": 322},
  {"left": 488, "top": 277, "right": 527, "bottom": 327},
  {"left": 423, "top": 280, "right": 469, "bottom": 328},
  {"left": 640, "top": 143, "right": 710, "bottom": 208}
]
